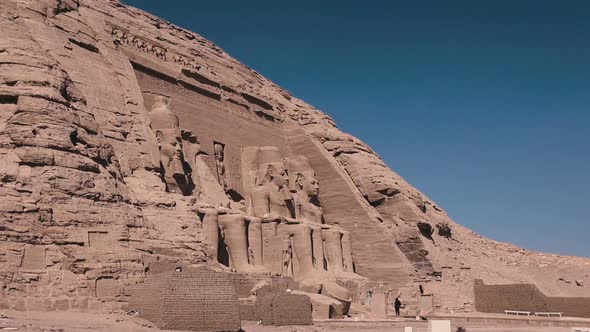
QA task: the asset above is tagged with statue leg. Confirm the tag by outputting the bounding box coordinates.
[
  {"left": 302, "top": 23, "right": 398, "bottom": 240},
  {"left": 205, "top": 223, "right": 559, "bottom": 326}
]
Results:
[
  {"left": 248, "top": 217, "right": 263, "bottom": 266},
  {"left": 323, "top": 229, "right": 344, "bottom": 273},
  {"left": 341, "top": 231, "right": 354, "bottom": 272},
  {"left": 311, "top": 226, "right": 325, "bottom": 271},
  {"left": 219, "top": 214, "right": 249, "bottom": 272},
  {"left": 282, "top": 224, "right": 314, "bottom": 278},
  {"left": 202, "top": 209, "right": 219, "bottom": 261}
]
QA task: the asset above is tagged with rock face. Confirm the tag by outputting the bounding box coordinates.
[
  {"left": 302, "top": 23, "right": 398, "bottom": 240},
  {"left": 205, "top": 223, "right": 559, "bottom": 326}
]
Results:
[{"left": 1, "top": 0, "right": 589, "bottom": 315}]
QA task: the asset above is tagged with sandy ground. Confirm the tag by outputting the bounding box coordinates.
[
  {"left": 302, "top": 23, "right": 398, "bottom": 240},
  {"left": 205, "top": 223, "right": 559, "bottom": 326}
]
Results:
[
  {"left": 244, "top": 320, "right": 573, "bottom": 332},
  {"left": 0, "top": 310, "right": 581, "bottom": 332}
]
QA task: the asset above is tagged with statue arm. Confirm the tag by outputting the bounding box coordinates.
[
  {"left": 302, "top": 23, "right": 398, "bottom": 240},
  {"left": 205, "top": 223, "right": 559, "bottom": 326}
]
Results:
[
  {"left": 252, "top": 189, "right": 298, "bottom": 223},
  {"left": 292, "top": 195, "right": 303, "bottom": 220}
]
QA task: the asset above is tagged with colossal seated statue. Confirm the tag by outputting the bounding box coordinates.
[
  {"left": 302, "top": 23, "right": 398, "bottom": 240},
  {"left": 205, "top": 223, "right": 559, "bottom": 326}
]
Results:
[
  {"left": 247, "top": 158, "right": 317, "bottom": 278},
  {"left": 181, "top": 133, "right": 229, "bottom": 208},
  {"left": 286, "top": 156, "right": 358, "bottom": 273},
  {"left": 286, "top": 156, "right": 323, "bottom": 224}
]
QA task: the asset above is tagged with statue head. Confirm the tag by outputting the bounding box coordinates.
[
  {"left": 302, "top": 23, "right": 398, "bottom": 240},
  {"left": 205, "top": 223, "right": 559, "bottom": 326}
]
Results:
[
  {"left": 151, "top": 95, "right": 169, "bottom": 112},
  {"left": 157, "top": 130, "right": 183, "bottom": 168},
  {"left": 294, "top": 171, "right": 319, "bottom": 197},
  {"left": 149, "top": 96, "right": 179, "bottom": 130},
  {"left": 214, "top": 143, "right": 224, "bottom": 161},
  {"left": 256, "top": 162, "right": 288, "bottom": 189},
  {"left": 285, "top": 156, "right": 319, "bottom": 197}
]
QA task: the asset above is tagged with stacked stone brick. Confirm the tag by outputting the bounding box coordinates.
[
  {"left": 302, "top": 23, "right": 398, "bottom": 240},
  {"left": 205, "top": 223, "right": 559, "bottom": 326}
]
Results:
[
  {"left": 475, "top": 279, "right": 590, "bottom": 318},
  {"left": 257, "top": 293, "right": 313, "bottom": 326},
  {"left": 129, "top": 267, "right": 240, "bottom": 332}
]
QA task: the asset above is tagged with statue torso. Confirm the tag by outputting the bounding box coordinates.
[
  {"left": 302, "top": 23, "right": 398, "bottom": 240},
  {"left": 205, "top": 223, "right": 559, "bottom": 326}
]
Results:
[{"left": 294, "top": 193, "right": 323, "bottom": 224}]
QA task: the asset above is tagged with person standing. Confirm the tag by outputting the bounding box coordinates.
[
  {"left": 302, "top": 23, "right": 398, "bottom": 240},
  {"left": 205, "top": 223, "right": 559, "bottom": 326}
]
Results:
[{"left": 394, "top": 296, "right": 402, "bottom": 316}]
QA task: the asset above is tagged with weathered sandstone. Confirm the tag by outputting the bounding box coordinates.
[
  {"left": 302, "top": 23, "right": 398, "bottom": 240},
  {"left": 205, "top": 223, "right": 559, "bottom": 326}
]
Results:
[{"left": 1, "top": 0, "right": 589, "bottom": 321}]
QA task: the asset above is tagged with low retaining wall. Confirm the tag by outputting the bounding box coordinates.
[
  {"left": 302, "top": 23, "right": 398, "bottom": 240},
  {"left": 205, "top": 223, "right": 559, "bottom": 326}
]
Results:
[{"left": 474, "top": 279, "right": 590, "bottom": 318}]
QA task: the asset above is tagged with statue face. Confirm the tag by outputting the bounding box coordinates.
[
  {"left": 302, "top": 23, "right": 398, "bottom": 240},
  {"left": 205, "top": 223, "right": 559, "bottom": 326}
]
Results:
[
  {"left": 302, "top": 175, "right": 319, "bottom": 197},
  {"left": 152, "top": 96, "right": 169, "bottom": 111},
  {"left": 269, "top": 164, "right": 288, "bottom": 189},
  {"left": 158, "top": 132, "right": 183, "bottom": 163}
]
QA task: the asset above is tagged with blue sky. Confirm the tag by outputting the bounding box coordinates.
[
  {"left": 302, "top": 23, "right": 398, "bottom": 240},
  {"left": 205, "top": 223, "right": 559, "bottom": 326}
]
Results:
[{"left": 123, "top": 0, "right": 590, "bottom": 257}]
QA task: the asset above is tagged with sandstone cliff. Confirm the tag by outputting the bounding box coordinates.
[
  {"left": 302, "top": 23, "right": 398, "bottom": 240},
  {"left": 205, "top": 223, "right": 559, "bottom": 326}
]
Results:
[{"left": 0, "top": 0, "right": 588, "bottom": 314}]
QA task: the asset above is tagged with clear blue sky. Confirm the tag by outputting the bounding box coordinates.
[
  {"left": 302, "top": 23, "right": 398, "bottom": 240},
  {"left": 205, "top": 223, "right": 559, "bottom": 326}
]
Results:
[{"left": 123, "top": 0, "right": 590, "bottom": 257}]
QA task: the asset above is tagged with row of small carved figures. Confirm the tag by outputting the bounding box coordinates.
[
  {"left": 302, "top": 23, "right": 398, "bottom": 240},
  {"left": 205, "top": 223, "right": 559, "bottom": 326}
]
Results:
[{"left": 111, "top": 28, "right": 200, "bottom": 70}]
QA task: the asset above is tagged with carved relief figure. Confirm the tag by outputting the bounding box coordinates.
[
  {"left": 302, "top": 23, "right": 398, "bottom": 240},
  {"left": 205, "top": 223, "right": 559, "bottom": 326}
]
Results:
[
  {"left": 214, "top": 142, "right": 227, "bottom": 190},
  {"left": 180, "top": 130, "right": 199, "bottom": 183},
  {"left": 111, "top": 27, "right": 167, "bottom": 60},
  {"left": 282, "top": 237, "right": 293, "bottom": 277},
  {"left": 148, "top": 96, "right": 190, "bottom": 194},
  {"left": 172, "top": 54, "right": 200, "bottom": 70},
  {"left": 111, "top": 27, "right": 200, "bottom": 68},
  {"left": 248, "top": 247, "right": 255, "bottom": 265}
]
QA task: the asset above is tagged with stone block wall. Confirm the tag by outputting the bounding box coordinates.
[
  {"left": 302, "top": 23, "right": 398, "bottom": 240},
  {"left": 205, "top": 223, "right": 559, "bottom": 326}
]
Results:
[
  {"left": 238, "top": 298, "right": 258, "bottom": 321},
  {"left": 127, "top": 276, "right": 165, "bottom": 326},
  {"left": 257, "top": 293, "right": 313, "bottom": 326},
  {"left": 230, "top": 273, "right": 264, "bottom": 298},
  {"left": 474, "top": 279, "right": 590, "bottom": 318},
  {"left": 129, "top": 267, "right": 241, "bottom": 331}
]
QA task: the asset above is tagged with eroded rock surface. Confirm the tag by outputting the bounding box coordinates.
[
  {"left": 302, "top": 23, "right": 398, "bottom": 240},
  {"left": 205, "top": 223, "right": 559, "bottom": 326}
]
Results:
[{"left": 1, "top": 0, "right": 589, "bottom": 315}]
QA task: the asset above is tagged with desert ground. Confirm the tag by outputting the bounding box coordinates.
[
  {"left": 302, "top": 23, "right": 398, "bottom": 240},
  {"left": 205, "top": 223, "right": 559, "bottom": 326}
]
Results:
[{"left": 1, "top": 310, "right": 584, "bottom": 332}]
